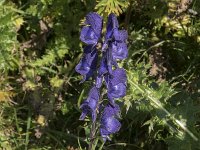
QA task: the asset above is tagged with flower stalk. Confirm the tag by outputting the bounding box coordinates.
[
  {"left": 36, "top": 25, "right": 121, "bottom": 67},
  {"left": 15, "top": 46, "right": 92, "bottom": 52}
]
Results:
[
  {"left": 88, "top": 121, "right": 97, "bottom": 150},
  {"left": 75, "top": 12, "right": 128, "bottom": 147}
]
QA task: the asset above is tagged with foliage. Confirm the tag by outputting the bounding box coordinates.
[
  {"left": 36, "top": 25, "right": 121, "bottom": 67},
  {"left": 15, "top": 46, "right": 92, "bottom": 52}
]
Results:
[
  {"left": 95, "top": 0, "right": 129, "bottom": 16},
  {"left": 0, "top": 1, "right": 20, "bottom": 72},
  {"left": 0, "top": 0, "right": 200, "bottom": 149}
]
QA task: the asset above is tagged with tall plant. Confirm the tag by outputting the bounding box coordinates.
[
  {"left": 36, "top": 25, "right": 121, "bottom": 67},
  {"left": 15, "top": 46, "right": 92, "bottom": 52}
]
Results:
[{"left": 76, "top": 12, "right": 128, "bottom": 149}]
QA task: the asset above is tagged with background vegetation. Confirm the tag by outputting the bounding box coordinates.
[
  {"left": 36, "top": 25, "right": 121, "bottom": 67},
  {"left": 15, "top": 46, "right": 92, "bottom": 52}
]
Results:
[{"left": 0, "top": 0, "right": 200, "bottom": 149}]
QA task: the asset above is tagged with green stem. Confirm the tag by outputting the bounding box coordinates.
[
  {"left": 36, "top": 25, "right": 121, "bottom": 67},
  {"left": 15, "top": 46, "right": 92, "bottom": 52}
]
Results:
[
  {"left": 25, "top": 108, "right": 31, "bottom": 150},
  {"left": 88, "top": 91, "right": 104, "bottom": 150},
  {"left": 88, "top": 122, "right": 96, "bottom": 150},
  {"left": 14, "top": 108, "right": 20, "bottom": 134}
]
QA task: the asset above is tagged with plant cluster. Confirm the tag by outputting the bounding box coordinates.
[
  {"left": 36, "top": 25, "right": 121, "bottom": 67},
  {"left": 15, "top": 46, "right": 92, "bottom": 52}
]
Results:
[
  {"left": 0, "top": 0, "right": 200, "bottom": 149},
  {"left": 76, "top": 12, "right": 128, "bottom": 146}
]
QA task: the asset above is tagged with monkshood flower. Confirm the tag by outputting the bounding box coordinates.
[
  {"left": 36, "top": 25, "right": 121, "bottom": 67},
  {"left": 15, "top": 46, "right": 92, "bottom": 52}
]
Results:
[
  {"left": 105, "top": 13, "right": 119, "bottom": 42},
  {"left": 103, "top": 13, "right": 128, "bottom": 61},
  {"left": 76, "top": 12, "right": 103, "bottom": 82},
  {"left": 80, "top": 12, "right": 103, "bottom": 45},
  {"left": 75, "top": 45, "right": 98, "bottom": 82},
  {"left": 79, "top": 86, "right": 99, "bottom": 122},
  {"left": 111, "top": 33, "right": 128, "bottom": 60},
  {"left": 100, "top": 104, "right": 121, "bottom": 141},
  {"left": 97, "top": 13, "right": 128, "bottom": 87},
  {"left": 76, "top": 12, "right": 128, "bottom": 144},
  {"left": 105, "top": 68, "right": 127, "bottom": 104}
]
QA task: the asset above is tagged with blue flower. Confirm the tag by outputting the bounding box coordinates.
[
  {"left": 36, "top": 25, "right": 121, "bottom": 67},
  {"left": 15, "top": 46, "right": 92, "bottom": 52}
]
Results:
[
  {"left": 103, "top": 13, "right": 128, "bottom": 60},
  {"left": 98, "top": 53, "right": 109, "bottom": 76},
  {"left": 112, "top": 29, "right": 128, "bottom": 60},
  {"left": 75, "top": 45, "right": 98, "bottom": 82},
  {"left": 106, "top": 68, "right": 127, "bottom": 104},
  {"left": 96, "top": 13, "right": 128, "bottom": 91},
  {"left": 77, "top": 12, "right": 128, "bottom": 142},
  {"left": 100, "top": 104, "right": 121, "bottom": 141},
  {"left": 80, "top": 12, "right": 103, "bottom": 45},
  {"left": 79, "top": 86, "right": 100, "bottom": 122},
  {"left": 96, "top": 51, "right": 119, "bottom": 88},
  {"left": 105, "top": 13, "right": 119, "bottom": 42}
]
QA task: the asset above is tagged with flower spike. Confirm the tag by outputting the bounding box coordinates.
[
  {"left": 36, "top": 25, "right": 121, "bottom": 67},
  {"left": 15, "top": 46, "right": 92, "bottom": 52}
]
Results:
[{"left": 76, "top": 12, "right": 128, "bottom": 142}]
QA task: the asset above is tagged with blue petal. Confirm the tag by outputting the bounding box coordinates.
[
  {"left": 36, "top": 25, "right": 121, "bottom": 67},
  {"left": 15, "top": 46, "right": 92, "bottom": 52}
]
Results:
[
  {"left": 106, "top": 13, "right": 119, "bottom": 40},
  {"left": 100, "top": 117, "right": 121, "bottom": 141},
  {"left": 97, "top": 49, "right": 118, "bottom": 88},
  {"left": 98, "top": 53, "right": 108, "bottom": 76},
  {"left": 110, "top": 68, "right": 127, "bottom": 86},
  {"left": 102, "top": 104, "right": 120, "bottom": 118},
  {"left": 75, "top": 46, "right": 98, "bottom": 82},
  {"left": 100, "top": 128, "right": 111, "bottom": 141},
  {"left": 80, "top": 26, "right": 99, "bottom": 45},
  {"left": 79, "top": 86, "right": 99, "bottom": 122},
  {"left": 97, "top": 49, "right": 119, "bottom": 88},
  {"left": 102, "top": 117, "right": 121, "bottom": 133},
  {"left": 113, "top": 30, "right": 128, "bottom": 42},
  {"left": 80, "top": 12, "right": 102, "bottom": 44},
  {"left": 100, "top": 104, "right": 121, "bottom": 141},
  {"left": 108, "top": 82, "right": 126, "bottom": 98},
  {"left": 86, "top": 12, "right": 103, "bottom": 38},
  {"left": 106, "top": 68, "right": 127, "bottom": 100},
  {"left": 112, "top": 42, "right": 128, "bottom": 60}
]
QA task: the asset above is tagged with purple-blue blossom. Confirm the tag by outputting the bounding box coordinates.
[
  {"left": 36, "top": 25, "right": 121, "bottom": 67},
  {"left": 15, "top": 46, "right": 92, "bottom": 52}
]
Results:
[
  {"left": 76, "top": 12, "right": 128, "bottom": 142},
  {"left": 80, "top": 12, "right": 103, "bottom": 45},
  {"left": 79, "top": 86, "right": 99, "bottom": 122},
  {"left": 75, "top": 45, "right": 98, "bottom": 82},
  {"left": 100, "top": 104, "right": 121, "bottom": 141},
  {"left": 103, "top": 13, "right": 128, "bottom": 61},
  {"left": 106, "top": 68, "right": 127, "bottom": 104}
]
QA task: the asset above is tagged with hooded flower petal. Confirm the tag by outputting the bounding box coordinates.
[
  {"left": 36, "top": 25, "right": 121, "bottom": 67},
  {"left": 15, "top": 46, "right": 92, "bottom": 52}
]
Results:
[
  {"left": 109, "top": 68, "right": 127, "bottom": 86},
  {"left": 80, "top": 86, "right": 99, "bottom": 122},
  {"left": 108, "top": 82, "right": 126, "bottom": 98},
  {"left": 80, "top": 12, "right": 102, "bottom": 45},
  {"left": 100, "top": 104, "right": 121, "bottom": 141},
  {"left": 80, "top": 27, "right": 99, "bottom": 45},
  {"left": 112, "top": 29, "right": 128, "bottom": 61},
  {"left": 101, "top": 103, "right": 120, "bottom": 118},
  {"left": 106, "top": 13, "right": 119, "bottom": 40},
  {"left": 96, "top": 49, "right": 119, "bottom": 88},
  {"left": 98, "top": 53, "right": 108, "bottom": 76},
  {"left": 75, "top": 45, "right": 98, "bottom": 82},
  {"left": 113, "top": 29, "right": 128, "bottom": 42},
  {"left": 95, "top": 55, "right": 108, "bottom": 88},
  {"left": 112, "top": 42, "right": 128, "bottom": 60},
  {"left": 105, "top": 68, "right": 127, "bottom": 102},
  {"left": 100, "top": 117, "right": 121, "bottom": 141},
  {"left": 104, "top": 13, "right": 128, "bottom": 64},
  {"left": 86, "top": 12, "right": 103, "bottom": 38}
]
